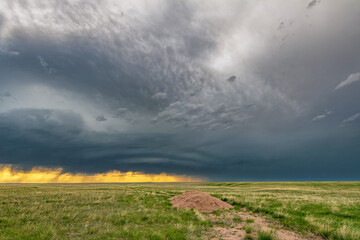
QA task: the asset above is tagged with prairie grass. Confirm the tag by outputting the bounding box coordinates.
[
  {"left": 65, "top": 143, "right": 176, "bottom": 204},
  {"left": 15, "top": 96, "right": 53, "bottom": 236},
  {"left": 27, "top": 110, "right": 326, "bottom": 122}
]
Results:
[
  {"left": 244, "top": 234, "right": 254, "bottom": 240},
  {"left": 206, "top": 182, "right": 360, "bottom": 240},
  {"left": 257, "top": 230, "right": 277, "bottom": 240},
  {"left": 245, "top": 226, "right": 253, "bottom": 233},
  {"left": 0, "top": 184, "right": 211, "bottom": 239},
  {"left": 0, "top": 182, "right": 359, "bottom": 239},
  {"left": 233, "top": 217, "right": 243, "bottom": 223}
]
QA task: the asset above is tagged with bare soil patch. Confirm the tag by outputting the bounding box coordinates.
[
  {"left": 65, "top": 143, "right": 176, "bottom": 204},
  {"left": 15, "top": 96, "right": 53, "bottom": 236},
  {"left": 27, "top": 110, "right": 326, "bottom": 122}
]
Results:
[
  {"left": 169, "top": 190, "right": 233, "bottom": 212},
  {"left": 169, "top": 190, "right": 322, "bottom": 240},
  {"left": 207, "top": 209, "right": 323, "bottom": 240}
]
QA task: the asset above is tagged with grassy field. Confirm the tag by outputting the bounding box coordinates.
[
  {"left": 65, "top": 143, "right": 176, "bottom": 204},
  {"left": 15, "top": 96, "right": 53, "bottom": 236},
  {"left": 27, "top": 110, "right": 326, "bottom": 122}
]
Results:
[
  {"left": 207, "top": 182, "right": 360, "bottom": 240},
  {"left": 0, "top": 182, "right": 359, "bottom": 240}
]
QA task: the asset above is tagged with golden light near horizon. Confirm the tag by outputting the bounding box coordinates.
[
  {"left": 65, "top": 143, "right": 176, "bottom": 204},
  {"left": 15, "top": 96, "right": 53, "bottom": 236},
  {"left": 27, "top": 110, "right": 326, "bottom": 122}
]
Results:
[{"left": 0, "top": 165, "right": 203, "bottom": 183}]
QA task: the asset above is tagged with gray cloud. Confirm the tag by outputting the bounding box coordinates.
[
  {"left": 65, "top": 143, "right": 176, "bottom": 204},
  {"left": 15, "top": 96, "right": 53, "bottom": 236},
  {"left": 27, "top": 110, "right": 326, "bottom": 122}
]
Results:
[
  {"left": 95, "top": 115, "right": 107, "bottom": 122},
  {"left": 1, "top": 112, "right": 359, "bottom": 180},
  {"left": 0, "top": 48, "right": 20, "bottom": 56},
  {"left": 37, "top": 56, "right": 57, "bottom": 74},
  {"left": 0, "top": 91, "right": 11, "bottom": 102},
  {"left": 307, "top": 0, "right": 321, "bottom": 9},
  {"left": 312, "top": 110, "right": 333, "bottom": 121},
  {"left": 152, "top": 92, "right": 167, "bottom": 100},
  {"left": 226, "top": 75, "right": 236, "bottom": 82},
  {"left": 0, "top": 109, "right": 84, "bottom": 137},
  {"left": 0, "top": 0, "right": 305, "bottom": 130},
  {"left": 335, "top": 72, "right": 360, "bottom": 90},
  {"left": 0, "top": 0, "right": 359, "bottom": 180},
  {"left": 0, "top": 92, "right": 11, "bottom": 97},
  {"left": 340, "top": 113, "right": 360, "bottom": 127}
]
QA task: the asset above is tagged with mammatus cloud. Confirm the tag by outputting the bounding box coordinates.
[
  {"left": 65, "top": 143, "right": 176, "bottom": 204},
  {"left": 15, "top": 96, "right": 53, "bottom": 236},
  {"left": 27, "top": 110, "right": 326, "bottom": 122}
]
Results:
[
  {"left": 340, "top": 113, "right": 360, "bottom": 127},
  {"left": 0, "top": 0, "right": 310, "bottom": 131},
  {"left": 0, "top": 165, "right": 203, "bottom": 183},
  {"left": 335, "top": 72, "right": 360, "bottom": 90}
]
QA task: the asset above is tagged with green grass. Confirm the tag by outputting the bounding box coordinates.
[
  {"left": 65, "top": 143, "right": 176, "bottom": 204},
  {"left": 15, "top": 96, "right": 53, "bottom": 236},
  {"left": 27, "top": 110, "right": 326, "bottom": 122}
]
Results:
[
  {"left": 233, "top": 217, "right": 243, "bottom": 223},
  {"left": 245, "top": 226, "right": 253, "bottom": 233},
  {"left": 243, "top": 234, "right": 254, "bottom": 240},
  {"left": 257, "top": 230, "right": 277, "bottom": 240},
  {"left": 0, "top": 182, "right": 359, "bottom": 239},
  {"left": 0, "top": 184, "right": 211, "bottom": 240},
  {"left": 206, "top": 182, "right": 360, "bottom": 240}
]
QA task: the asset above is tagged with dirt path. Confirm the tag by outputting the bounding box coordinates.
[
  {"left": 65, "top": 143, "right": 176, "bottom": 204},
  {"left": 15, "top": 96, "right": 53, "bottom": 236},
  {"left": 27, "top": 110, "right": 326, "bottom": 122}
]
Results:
[
  {"left": 206, "top": 208, "right": 323, "bottom": 240},
  {"left": 169, "top": 191, "right": 323, "bottom": 240}
]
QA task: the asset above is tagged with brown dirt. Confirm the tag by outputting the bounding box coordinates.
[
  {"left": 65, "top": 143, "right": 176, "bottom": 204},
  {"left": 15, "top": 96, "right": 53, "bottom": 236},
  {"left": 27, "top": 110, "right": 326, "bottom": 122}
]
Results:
[
  {"left": 169, "top": 190, "right": 234, "bottom": 212},
  {"left": 170, "top": 191, "right": 323, "bottom": 239},
  {"left": 207, "top": 209, "right": 323, "bottom": 240}
]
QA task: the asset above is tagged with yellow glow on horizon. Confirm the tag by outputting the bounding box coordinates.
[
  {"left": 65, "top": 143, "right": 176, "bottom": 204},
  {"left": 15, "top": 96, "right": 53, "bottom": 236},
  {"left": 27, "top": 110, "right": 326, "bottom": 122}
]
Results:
[{"left": 0, "top": 165, "right": 203, "bottom": 183}]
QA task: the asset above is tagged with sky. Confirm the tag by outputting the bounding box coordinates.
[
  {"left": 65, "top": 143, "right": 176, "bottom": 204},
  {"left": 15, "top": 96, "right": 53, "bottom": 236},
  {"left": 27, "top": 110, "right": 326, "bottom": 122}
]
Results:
[{"left": 0, "top": 0, "right": 360, "bottom": 181}]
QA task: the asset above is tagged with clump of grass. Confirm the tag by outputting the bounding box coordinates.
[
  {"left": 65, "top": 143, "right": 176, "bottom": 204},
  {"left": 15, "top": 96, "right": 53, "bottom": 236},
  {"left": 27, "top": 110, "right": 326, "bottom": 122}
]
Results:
[
  {"left": 141, "top": 216, "right": 149, "bottom": 221},
  {"left": 257, "top": 230, "right": 277, "bottom": 240},
  {"left": 243, "top": 234, "right": 254, "bottom": 240},
  {"left": 212, "top": 210, "right": 221, "bottom": 216},
  {"left": 245, "top": 219, "right": 254, "bottom": 223},
  {"left": 245, "top": 226, "right": 252, "bottom": 233},
  {"left": 233, "top": 217, "right": 243, "bottom": 223}
]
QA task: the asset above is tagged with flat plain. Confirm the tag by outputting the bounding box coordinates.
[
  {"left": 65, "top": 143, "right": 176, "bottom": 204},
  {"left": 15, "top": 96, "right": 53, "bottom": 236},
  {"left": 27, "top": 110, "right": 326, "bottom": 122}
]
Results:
[{"left": 0, "top": 182, "right": 359, "bottom": 240}]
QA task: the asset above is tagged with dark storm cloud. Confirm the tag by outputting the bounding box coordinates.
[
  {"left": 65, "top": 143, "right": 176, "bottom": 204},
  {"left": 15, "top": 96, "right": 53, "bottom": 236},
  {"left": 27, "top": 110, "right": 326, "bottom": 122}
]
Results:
[
  {"left": 0, "top": 108, "right": 213, "bottom": 174},
  {"left": 0, "top": 0, "right": 220, "bottom": 116},
  {"left": 0, "top": 0, "right": 359, "bottom": 180},
  {"left": 1, "top": 110, "right": 359, "bottom": 180},
  {"left": 0, "top": 109, "right": 85, "bottom": 139}
]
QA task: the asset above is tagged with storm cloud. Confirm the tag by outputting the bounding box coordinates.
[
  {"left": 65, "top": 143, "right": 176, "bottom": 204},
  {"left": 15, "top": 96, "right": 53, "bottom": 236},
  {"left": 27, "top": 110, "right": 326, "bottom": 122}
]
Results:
[{"left": 0, "top": 0, "right": 359, "bottom": 180}]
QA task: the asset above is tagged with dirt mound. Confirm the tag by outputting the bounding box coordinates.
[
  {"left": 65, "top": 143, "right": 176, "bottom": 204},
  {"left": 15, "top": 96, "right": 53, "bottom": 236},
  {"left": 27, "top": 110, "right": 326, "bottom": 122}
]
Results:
[{"left": 169, "top": 190, "right": 234, "bottom": 212}]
